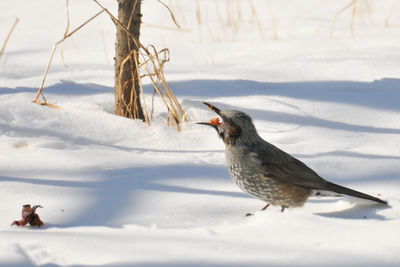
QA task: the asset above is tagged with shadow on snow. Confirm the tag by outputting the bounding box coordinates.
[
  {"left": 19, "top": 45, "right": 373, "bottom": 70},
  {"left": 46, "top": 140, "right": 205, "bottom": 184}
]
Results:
[
  {"left": 1, "top": 78, "right": 399, "bottom": 227},
  {"left": 0, "top": 164, "right": 246, "bottom": 228}
]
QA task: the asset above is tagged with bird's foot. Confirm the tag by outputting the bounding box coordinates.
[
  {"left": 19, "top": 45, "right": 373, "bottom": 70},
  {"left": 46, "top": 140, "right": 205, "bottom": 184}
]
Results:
[
  {"left": 261, "top": 203, "right": 270, "bottom": 211},
  {"left": 245, "top": 203, "right": 271, "bottom": 217}
]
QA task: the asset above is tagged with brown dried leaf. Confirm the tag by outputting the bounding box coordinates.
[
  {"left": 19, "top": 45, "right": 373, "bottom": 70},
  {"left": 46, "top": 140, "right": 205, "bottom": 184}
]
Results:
[{"left": 11, "top": 204, "right": 44, "bottom": 227}]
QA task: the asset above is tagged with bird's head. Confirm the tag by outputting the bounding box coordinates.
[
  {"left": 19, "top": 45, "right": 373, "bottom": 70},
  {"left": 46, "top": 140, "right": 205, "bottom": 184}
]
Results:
[{"left": 198, "top": 102, "right": 260, "bottom": 146}]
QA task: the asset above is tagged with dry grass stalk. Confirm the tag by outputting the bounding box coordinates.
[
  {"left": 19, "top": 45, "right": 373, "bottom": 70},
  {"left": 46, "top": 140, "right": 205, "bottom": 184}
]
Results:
[
  {"left": 330, "top": 0, "right": 356, "bottom": 39},
  {"left": 248, "top": 0, "right": 266, "bottom": 40},
  {"left": 33, "top": 9, "right": 105, "bottom": 109},
  {"left": 196, "top": 0, "right": 269, "bottom": 43},
  {"left": 271, "top": 17, "right": 280, "bottom": 41},
  {"left": 131, "top": 1, "right": 185, "bottom": 32},
  {"left": 35, "top": 0, "right": 185, "bottom": 130},
  {"left": 33, "top": 0, "right": 185, "bottom": 130},
  {"left": 142, "top": 23, "right": 190, "bottom": 32},
  {"left": 139, "top": 45, "right": 185, "bottom": 130},
  {"left": 265, "top": 0, "right": 279, "bottom": 40},
  {"left": 60, "top": 0, "right": 85, "bottom": 68},
  {"left": 224, "top": 0, "right": 241, "bottom": 41},
  {"left": 350, "top": 2, "right": 357, "bottom": 37},
  {"left": 232, "top": 0, "right": 242, "bottom": 39},
  {"left": 384, "top": 2, "right": 399, "bottom": 28},
  {"left": 226, "top": 0, "right": 233, "bottom": 27},
  {"left": 92, "top": 0, "right": 185, "bottom": 130},
  {"left": 68, "top": 37, "right": 84, "bottom": 63},
  {"left": 214, "top": 0, "right": 228, "bottom": 42},
  {"left": 169, "top": 0, "right": 186, "bottom": 24},
  {"left": 205, "top": 6, "right": 220, "bottom": 42},
  {"left": 157, "top": 0, "right": 181, "bottom": 29},
  {"left": 0, "top": 18, "right": 19, "bottom": 62},
  {"left": 330, "top": 0, "right": 373, "bottom": 39},
  {"left": 196, "top": 0, "right": 202, "bottom": 43},
  {"left": 385, "top": 5, "right": 400, "bottom": 28}
]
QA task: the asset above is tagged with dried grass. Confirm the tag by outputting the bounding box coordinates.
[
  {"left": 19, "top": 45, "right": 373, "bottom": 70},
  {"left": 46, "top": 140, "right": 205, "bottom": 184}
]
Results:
[
  {"left": 0, "top": 18, "right": 19, "bottom": 62},
  {"left": 169, "top": 0, "right": 186, "bottom": 24},
  {"left": 157, "top": 0, "right": 181, "bottom": 29},
  {"left": 94, "top": 0, "right": 184, "bottom": 129},
  {"left": 248, "top": 0, "right": 266, "bottom": 40},
  {"left": 32, "top": 9, "right": 105, "bottom": 110},
  {"left": 384, "top": 2, "right": 400, "bottom": 28},
  {"left": 142, "top": 23, "right": 190, "bottom": 32},
  {"left": 265, "top": 0, "right": 279, "bottom": 41},
  {"left": 195, "top": 0, "right": 269, "bottom": 43},
  {"left": 33, "top": 0, "right": 185, "bottom": 131},
  {"left": 196, "top": 0, "right": 202, "bottom": 42},
  {"left": 330, "top": 0, "right": 373, "bottom": 39}
]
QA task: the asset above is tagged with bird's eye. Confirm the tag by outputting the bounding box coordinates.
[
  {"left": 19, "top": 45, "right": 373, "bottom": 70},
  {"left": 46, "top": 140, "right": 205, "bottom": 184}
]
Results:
[{"left": 226, "top": 118, "right": 232, "bottom": 123}]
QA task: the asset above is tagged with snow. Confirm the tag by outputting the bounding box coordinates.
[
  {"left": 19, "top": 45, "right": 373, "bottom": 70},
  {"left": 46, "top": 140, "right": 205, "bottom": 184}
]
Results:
[{"left": 1, "top": 0, "right": 400, "bottom": 266}]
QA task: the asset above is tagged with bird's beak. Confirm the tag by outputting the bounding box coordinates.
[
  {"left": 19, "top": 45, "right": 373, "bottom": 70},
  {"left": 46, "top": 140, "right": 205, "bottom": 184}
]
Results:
[{"left": 196, "top": 102, "right": 223, "bottom": 129}]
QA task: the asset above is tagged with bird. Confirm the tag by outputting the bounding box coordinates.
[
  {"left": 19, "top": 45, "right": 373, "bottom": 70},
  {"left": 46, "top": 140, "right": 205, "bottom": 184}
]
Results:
[{"left": 198, "top": 102, "right": 387, "bottom": 212}]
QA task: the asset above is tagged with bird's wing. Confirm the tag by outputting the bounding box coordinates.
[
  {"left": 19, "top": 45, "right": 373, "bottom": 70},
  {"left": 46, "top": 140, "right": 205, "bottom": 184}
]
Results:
[{"left": 249, "top": 144, "right": 329, "bottom": 190}]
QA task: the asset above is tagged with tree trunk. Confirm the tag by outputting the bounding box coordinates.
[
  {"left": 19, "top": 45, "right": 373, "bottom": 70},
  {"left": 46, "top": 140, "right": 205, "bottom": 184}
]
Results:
[{"left": 115, "top": 0, "right": 144, "bottom": 120}]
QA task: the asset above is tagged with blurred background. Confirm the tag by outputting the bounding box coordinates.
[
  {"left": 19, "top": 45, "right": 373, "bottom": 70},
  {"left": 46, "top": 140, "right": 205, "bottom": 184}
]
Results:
[{"left": 1, "top": 0, "right": 399, "bottom": 89}]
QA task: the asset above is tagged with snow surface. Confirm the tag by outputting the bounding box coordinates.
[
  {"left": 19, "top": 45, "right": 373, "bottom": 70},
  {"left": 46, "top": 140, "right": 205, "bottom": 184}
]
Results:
[{"left": 1, "top": 0, "right": 400, "bottom": 266}]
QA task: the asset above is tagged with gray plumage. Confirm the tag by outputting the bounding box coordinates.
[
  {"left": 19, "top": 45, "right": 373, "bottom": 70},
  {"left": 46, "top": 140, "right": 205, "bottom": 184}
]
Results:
[{"left": 199, "top": 102, "right": 387, "bottom": 211}]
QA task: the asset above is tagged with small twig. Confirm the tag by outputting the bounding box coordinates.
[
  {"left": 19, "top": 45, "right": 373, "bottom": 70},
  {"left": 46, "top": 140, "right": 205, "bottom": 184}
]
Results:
[
  {"left": 214, "top": 0, "right": 228, "bottom": 42},
  {"left": 330, "top": 0, "right": 357, "bottom": 39},
  {"left": 0, "top": 18, "right": 19, "bottom": 61},
  {"left": 157, "top": 0, "right": 181, "bottom": 29},
  {"left": 141, "top": 23, "right": 190, "bottom": 32},
  {"left": 33, "top": 9, "right": 105, "bottom": 106},
  {"left": 248, "top": 0, "right": 266, "bottom": 40}
]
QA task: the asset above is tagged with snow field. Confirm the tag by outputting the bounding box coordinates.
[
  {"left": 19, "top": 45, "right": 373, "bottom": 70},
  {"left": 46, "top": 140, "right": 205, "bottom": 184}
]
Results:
[{"left": 1, "top": 0, "right": 400, "bottom": 266}]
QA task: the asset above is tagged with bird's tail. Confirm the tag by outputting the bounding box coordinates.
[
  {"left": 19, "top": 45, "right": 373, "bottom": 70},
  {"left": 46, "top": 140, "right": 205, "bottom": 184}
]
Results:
[{"left": 325, "top": 181, "right": 387, "bottom": 205}]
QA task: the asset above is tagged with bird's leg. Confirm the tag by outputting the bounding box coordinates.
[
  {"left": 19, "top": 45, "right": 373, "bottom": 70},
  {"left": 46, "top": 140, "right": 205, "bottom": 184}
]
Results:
[
  {"left": 245, "top": 203, "right": 271, "bottom": 217},
  {"left": 281, "top": 206, "right": 288, "bottom": 212},
  {"left": 261, "top": 203, "right": 270, "bottom": 211}
]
